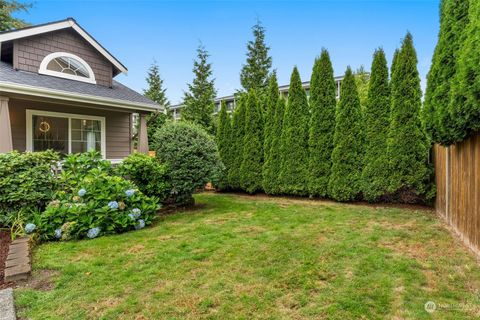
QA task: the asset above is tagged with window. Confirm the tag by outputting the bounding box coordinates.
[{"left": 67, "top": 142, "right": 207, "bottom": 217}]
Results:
[
  {"left": 39, "top": 52, "right": 96, "bottom": 84},
  {"left": 26, "top": 110, "right": 105, "bottom": 157}
]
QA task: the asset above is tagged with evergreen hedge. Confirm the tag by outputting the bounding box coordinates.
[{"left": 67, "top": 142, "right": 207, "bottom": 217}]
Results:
[
  {"left": 227, "top": 94, "right": 247, "bottom": 190},
  {"left": 423, "top": 0, "right": 470, "bottom": 145},
  {"left": 279, "top": 67, "right": 310, "bottom": 196},
  {"left": 329, "top": 67, "right": 364, "bottom": 201},
  {"left": 263, "top": 97, "right": 285, "bottom": 195},
  {"left": 216, "top": 101, "right": 231, "bottom": 190},
  {"left": 307, "top": 50, "right": 336, "bottom": 197},
  {"left": 240, "top": 90, "right": 264, "bottom": 193},
  {"left": 386, "top": 33, "right": 433, "bottom": 202},
  {"left": 361, "top": 49, "right": 391, "bottom": 201}
]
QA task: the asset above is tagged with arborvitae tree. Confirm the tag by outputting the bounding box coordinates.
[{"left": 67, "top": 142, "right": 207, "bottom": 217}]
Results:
[
  {"left": 263, "top": 72, "right": 279, "bottom": 167},
  {"left": 307, "top": 49, "right": 336, "bottom": 197},
  {"left": 182, "top": 44, "right": 216, "bottom": 133},
  {"left": 329, "top": 67, "right": 363, "bottom": 202},
  {"left": 240, "top": 90, "right": 264, "bottom": 193},
  {"left": 362, "top": 49, "right": 391, "bottom": 201},
  {"left": 449, "top": 0, "right": 480, "bottom": 143},
  {"left": 227, "top": 94, "right": 247, "bottom": 190},
  {"left": 279, "top": 67, "right": 310, "bottom": 195},
  {"left": 423, "top": 0, "right": 469, "bottom": 145},
  {"left": 263, "top": 97, "right": 285, "bottom": 194},
  {"left": 216, "top": 101, "right": 231, "bottom": 190},
  {"left": 0, "top": 1, "right": 32, "bottom": 31},
  {"left": 387, "top": 33, "right": 432, "bottom": 201},
  {"left": 240, "top": 20, "right": 273, "bottom": 93},
  {"left": 391, "top": 49, "right": 400, "bottom": 79},
  {"left": 354, "top": 65, "right": 370, "bottom": 110}
]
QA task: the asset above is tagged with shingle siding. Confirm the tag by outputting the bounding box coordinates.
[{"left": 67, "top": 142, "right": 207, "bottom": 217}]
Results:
[
  {"left": 8, "top": 98, "right": 132, "bottom": 159},
  {"left": 14, "top": 29, "right": 113, "bottom": 87}
]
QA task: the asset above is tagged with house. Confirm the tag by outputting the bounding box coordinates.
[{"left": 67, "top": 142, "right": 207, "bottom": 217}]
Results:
[
  {"left": 170, "top": 76, "right": 344, "bottom": 120},
  {"left": 0, "top": 18, "right": 162, "bottom": 161}
]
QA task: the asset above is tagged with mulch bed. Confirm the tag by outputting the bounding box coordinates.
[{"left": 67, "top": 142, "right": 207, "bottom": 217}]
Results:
[{"left": 0, "top": 230, "right": 13, "bottom": 289}]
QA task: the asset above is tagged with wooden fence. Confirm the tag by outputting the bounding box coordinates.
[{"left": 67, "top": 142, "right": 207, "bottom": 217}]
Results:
[{"left": 434, "top": 133, "right": 480, "bottom": 255}]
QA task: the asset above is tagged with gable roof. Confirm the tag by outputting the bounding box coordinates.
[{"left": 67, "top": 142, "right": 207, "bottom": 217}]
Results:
[
  {"left": 0, "top": 61, "right": 161, "bottom": 112},
  {"left": 0, "top": 18, "right": 128, "bottom": 75}
]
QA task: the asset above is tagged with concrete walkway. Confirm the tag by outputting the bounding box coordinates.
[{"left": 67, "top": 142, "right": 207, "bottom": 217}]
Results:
[{"left": 0, "top": 288, "right": 15, "bottom": 320}]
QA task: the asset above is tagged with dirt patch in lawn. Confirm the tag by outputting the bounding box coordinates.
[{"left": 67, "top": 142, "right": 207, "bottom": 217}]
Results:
[
  {"left": 16, "top": 269, "right": 59, "bottom": 291},
  {"left": 0, "top": 230, "right": 13, "bottom": 289}
]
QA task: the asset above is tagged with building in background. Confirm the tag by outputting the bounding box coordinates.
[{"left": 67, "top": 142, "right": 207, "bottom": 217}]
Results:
[{"left": 170, "top": 75, "right": 345, "bottom": 120}]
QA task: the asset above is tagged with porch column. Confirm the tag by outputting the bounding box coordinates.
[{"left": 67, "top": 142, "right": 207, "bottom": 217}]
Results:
[
  {"left": 137, "top": 113, "right": 149, "bottom": 154},
  {"left": 0, "top": 96, "right": 13, "bottom": 153}
]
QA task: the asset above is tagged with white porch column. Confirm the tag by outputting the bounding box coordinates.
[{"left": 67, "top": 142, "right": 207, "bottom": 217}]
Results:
[
  {"left": 0, "top": 96, "right": 13, "bottom": 153},
  {"left": 137, "top": 113, "right": 149, "bottom": 154}
]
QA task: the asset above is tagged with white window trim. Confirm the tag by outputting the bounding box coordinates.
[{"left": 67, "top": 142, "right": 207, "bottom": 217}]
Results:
[
  {"left": 26, "top": 109, "right": 106, "bottom": 158},
  {"left": 39, "top": 52, "right": 97, "bottom": 84}
]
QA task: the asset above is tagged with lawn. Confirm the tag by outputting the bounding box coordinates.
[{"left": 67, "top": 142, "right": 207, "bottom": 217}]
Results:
[{"left": 15, "top": 193, "right": 480, "bottom": 319}]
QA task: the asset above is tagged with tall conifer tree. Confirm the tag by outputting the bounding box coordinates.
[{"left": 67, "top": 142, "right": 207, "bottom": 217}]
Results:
[
  {"left": 240, "top": 90, "right": 264, "bottom": 193},
  {"left": 227, "top": 94, "right": 247, "bottom": 190},
  {"left": 279, "top": 67, "right": 310, "bottom": 195},
  {"left": 263, "top": 97, "right": 285, "bottom": 194},
  {"left": 216, "top": 101, "right": 231, "bottom": 190},
  {"left": 240, "top": 20, "right": 273, "bottom": 93},
  {"left": 329, "top": 67, "right": 363, "bottom": 201},
  {"left": 387, "top": 34, "right": 431, "bottom": 200},
  {"left": 182, "top": 44, "right": 216, "bottom": 133},
  {"left": 423, "top": 0, "right": 469, "bottom": 145},
  {"left": 263, "top": 73, "right": 279, "bottom": 169},
  {"left": 449, "top": 0, "right": 480, "bottom": 143},
  {"left": 362, "top": 49, "right": 391, "bottom": 201},
  {"left": 308, "top": 49, "right": 337, "bottom": 197}
]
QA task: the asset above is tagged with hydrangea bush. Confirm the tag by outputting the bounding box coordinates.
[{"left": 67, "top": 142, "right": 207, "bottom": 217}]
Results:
[{"left": 32, "top": 168, "right": 159, "bottom": 241}]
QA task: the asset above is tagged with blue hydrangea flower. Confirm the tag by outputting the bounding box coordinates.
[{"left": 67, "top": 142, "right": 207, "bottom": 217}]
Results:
[
  {"left": 125, "top": 189, "right": 135, "bottom": 197},
  {"left": 54, "top": 229, "right": 62, "bottom": 239},
  {"left": 25, "top": 223, "right": 36, "bottom": 234},
  {"left": 87, "top": 227, "right": 101, "bottom": 239},
  {"left": 135, "top": 219, "right": 145, "bottom": 230},
  {"left": 128, "top": 213, "right": 135, "bottom": 220},
  {"left": 107, "top": 201, "right": 119, "bottom": 210},
  {"left": 78, "top": 188, "right": 87, "bottom": 197},
  {"left": 132, "top": 208, "right": 141, "bottom": 219}
]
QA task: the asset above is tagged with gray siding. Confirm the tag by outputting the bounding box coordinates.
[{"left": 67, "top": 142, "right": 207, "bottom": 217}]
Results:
[
  {"left": 9, "top": 98, "right": 132, "bottom": 159},
  {"left": 13, "top": 29, "right": 113, "bottom": 87}
]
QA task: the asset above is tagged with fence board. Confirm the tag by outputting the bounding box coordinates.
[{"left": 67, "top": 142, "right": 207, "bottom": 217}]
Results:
[{"left": 434, "top": 133, "right": 480, "bottom": 255}]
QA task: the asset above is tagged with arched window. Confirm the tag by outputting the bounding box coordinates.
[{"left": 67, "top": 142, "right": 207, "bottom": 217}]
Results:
[{"left": 39, "top": 52, "right": 96, "bottom": 84}]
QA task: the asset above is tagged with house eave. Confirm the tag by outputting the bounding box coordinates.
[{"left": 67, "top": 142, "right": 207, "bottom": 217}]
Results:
[{"left": 0, "top": 81, "right": 161, "bottom": 112}]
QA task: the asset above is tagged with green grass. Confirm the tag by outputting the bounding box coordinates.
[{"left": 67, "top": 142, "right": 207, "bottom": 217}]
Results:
[{"left": 15, "top": 193, "right": 480, "bottom": 319}]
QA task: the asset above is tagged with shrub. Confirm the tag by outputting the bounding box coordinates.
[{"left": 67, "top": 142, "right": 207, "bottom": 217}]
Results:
[
  {"left": 32, "top": 168, "right": 159, "bottom": 241},
  {"left": 227, "top": 94, "right": 247, "bottom": 190},
  {"left": 58, "top": 151, "right": 113, "bottom": 192},
  {"left": 216, "top": 101, "right": 232, "bottom": 190},
  {"left": 117, "top": 153, "right": 170, "bottom": 202},
  {"left": 0, "top": 150, "right": 59, "bottom": 226},
  {"left": 154, "top": 121, "right": 224, "bottom": 205}
]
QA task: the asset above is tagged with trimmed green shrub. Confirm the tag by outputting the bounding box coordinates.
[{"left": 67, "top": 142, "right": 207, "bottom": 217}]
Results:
[
  {"left": 449, "top": 0, "right": 479, "bottom": 143},
  {"left": 362, "top": 48, "right": 391, "bottom": 202},
  {"left": 116, "top": 153, "right": 170, "bottom": 202},
  {"left": 155, "top": 121, "right": 223, "bottom": 205},
  {"left": 58, "top": 151, "right": 113, "bottom": 193},
  {"left": 227, "top": 94, "right": 247, "bottom": 190},
  {"left": 33, "top": 168, "right": 159, "bottom": 241},
  {"left": 387, "top": 33, "right": 433, "bottom": 202},
  {"left": 263, "top": 73, "right": 279, "bottom": 163},
  {"left": 279, "top": 67, "right": 310, "bottom": 196},
  {"left": 0, "top": 150, "right": 59, "bottom": 226},
  {"left": 423, "top": 0, "right": 470, "bottom": 145},
  {"left": 216, "top": 100, "right": 232, "bottom": 190},
  {"left": 263, "top": 97, "right": 285, "bottom": 195},
  {"left": 308, "top": 50, "right": 337, "bottom": 197},
  {"left": 329, "top": 67, "right": 363, "bottom": 202},
  {"left": 240, "top": 90, "right": 264, "bottom": 193}
]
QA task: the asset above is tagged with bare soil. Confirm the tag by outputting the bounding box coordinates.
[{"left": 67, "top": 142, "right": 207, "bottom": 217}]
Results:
[{"left": 0, "top": 229, "right": 13, "bottom": 289}]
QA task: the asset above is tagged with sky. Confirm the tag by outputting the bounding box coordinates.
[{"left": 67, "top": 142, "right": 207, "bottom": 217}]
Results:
[{"left": 15, "top": 0, "right": 441, "bottom": 105}]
